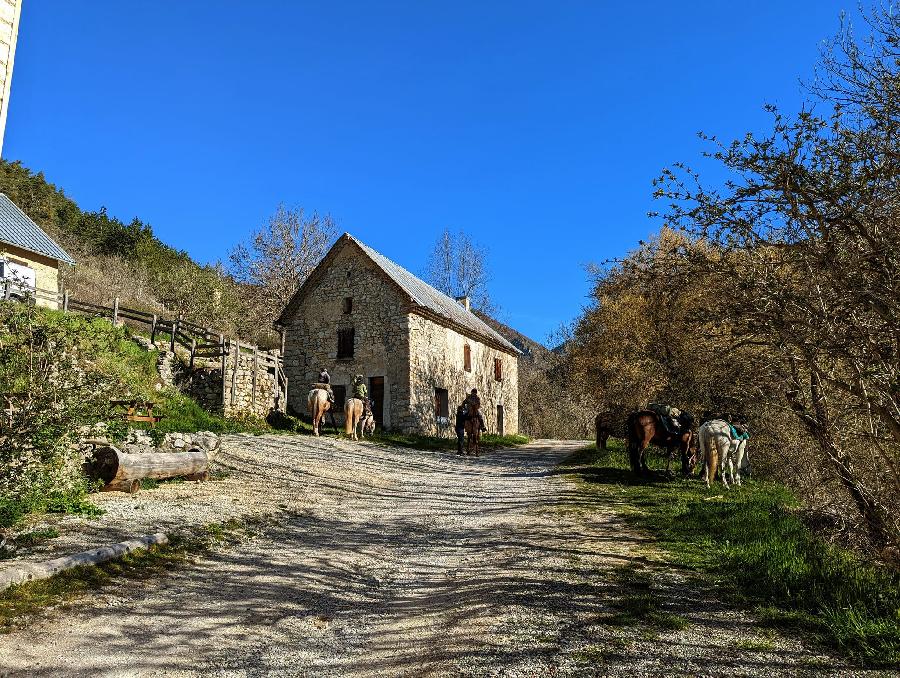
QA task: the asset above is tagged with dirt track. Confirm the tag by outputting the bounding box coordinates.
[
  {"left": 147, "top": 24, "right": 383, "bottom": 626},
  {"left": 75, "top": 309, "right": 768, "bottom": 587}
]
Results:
[{"left": 0, "top": 437, "right": 879, "bottom": 677}]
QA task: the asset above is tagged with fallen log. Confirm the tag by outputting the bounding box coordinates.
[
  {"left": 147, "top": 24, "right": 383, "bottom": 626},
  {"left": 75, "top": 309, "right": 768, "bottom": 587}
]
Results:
[
  {"left": 91, "top": 446, "right": 208, "bottom": 485},
  {"left": 0, "top": 533, "right": 169, "bottom": 591}
]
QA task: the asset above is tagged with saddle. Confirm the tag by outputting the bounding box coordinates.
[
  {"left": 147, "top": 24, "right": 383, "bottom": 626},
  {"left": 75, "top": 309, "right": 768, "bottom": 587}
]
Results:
[
  {"left": 311, "top": 382, "right": 331, "bottom": 391},
  {"left": 647, "top": 403, "right": 693, "bottom": 435}
]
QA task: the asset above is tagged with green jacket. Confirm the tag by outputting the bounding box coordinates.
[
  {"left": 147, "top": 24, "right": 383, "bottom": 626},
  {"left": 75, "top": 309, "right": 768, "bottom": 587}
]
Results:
[{"left": 353, "top": 383, "right": 368, "bottom": 400}]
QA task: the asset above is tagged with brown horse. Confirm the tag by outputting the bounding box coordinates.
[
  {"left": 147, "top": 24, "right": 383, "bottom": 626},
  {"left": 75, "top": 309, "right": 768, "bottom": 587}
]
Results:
[
  {"left": 595, "top": 410, "right": 617, "bottom": 450},
  {"left": 625, "top": 410, "right": 695, "bottom": 477},
  {"left": 464, "top": 396, "right": 482, "bottom": 455},
  {"left": 464, "top": 417, "right": 481, "bottom": 455},
  {"left": 308, "top": 388, "right": 331, "bottom": 436}
]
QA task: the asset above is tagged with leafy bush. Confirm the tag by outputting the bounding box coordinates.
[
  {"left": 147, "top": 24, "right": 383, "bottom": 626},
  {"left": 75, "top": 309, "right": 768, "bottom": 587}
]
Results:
[{"left": 0, "top": 304, "right": 161, "bottom": 526}]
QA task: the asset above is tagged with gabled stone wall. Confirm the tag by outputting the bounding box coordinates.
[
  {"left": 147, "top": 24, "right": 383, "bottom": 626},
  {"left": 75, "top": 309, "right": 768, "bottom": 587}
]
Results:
[{"left": 282, "top": 245, "right": 411, "bottom": 429}]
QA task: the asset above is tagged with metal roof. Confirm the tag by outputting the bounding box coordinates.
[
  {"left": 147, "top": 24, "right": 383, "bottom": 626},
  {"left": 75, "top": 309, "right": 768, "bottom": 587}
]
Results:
[
  {"left": 346, "top": 234, "right": 520, "bottom": 355},
  {"left": 0, "top": 193, "right": 74, "bottom": 264}
]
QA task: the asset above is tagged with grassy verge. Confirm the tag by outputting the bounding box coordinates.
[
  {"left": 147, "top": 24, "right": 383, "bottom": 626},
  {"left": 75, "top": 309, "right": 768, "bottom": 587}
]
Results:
[
  {"left": 132, "top": 390, "right": 273, "bottom": 439},
  {"left": 372, "top": 431, "right": 529, "bottom": 451},
  {"left": 559, "top": 439, "right": 900, "bottom": 667},
  {"left": 0, "top": 518, "right": 249, "bottom": 632}
]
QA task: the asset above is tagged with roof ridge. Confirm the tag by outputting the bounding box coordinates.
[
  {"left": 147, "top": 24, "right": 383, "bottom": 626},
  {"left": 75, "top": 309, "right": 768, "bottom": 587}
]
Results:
[
  {"left": 0, "top": 194, "right": 75, "bottom": 265},
  {"left": 345, "top": 233, "right": 519, "bottom": 355}
]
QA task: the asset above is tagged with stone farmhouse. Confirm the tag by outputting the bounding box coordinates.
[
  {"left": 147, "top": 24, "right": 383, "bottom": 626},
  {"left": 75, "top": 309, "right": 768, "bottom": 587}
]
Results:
[
  {"left": 278, "top": 234, "right": 520, "bottom": 436},
  {"left": 0, "top": 193, "right": 74, "bottom": 309}
]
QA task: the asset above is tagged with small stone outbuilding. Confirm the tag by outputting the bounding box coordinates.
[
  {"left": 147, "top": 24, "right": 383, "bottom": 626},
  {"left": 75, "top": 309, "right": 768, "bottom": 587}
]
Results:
[
  {"left": 0, "top": 193, "right": 74, "bottom": 309},
  {"left": 278, "top": 234, "right": 520, "bottom": 436}
]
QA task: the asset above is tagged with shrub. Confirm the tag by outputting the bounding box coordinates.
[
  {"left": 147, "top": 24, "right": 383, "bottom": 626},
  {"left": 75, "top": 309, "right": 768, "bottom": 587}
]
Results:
[{"left": 0, "top": 303, "right": 154, "bottom": 526}]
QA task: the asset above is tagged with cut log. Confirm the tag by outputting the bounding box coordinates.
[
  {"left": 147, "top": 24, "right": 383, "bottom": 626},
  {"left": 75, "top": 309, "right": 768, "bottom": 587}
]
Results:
[
  {"left": 101, "top": 479, "right": 141, "bottom": 494},
  {"left": 91, "top": 446, "right": 208, "bottom": 484}
]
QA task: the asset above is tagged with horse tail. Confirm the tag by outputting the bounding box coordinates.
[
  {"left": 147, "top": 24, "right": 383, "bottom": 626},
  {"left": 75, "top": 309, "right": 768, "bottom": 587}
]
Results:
[
  {"left": 344, "top": 398, "right": 355, "bottom": 435},
  {"left": 698, "top": 426, "right": 709, "bottom": 470}
]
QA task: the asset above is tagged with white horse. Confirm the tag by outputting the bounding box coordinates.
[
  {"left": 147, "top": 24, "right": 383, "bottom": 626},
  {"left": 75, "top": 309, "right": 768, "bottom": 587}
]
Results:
[
  {"left": 361, "top": 411, "right": 376, "bottom": 437},
  {"left": 698, "top": 420, "right": 749, "bottom": 489}
]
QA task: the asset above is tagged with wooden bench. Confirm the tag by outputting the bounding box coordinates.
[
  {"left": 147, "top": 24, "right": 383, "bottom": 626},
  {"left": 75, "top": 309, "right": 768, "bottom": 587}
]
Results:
[{"left": 110, "top": 399, "right": 163, "bottom": 427}]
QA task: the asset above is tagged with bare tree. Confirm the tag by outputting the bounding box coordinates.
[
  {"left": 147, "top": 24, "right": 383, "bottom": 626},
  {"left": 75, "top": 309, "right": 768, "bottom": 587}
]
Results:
[
  {"left": 230, "top": 205, "right": 337, "bottom": 330},
  {"left": 425, "top": 228, "right": 497, "bottom": 315}
]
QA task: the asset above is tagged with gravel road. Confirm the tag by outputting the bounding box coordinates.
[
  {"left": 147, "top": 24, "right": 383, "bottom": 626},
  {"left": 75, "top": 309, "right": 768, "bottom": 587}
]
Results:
[{"left": 0, "top": 436, "right": 885, "bottom": 677}]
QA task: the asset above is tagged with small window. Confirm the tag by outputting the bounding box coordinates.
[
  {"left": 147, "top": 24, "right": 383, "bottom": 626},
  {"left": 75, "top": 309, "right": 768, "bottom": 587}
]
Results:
[
  {"left": 463, "top": 344, "right": 471, "bottom": 372},
  {"left": 494, "top": 358, "right": 503, "bottom": 381},
  {"left": 332, "top": 385, "right": 346, "bottom": 410},
  {"left": 434, "top": 387, "right": 449, "bottom": 419},
  {"left": 343, "top": 297, "right": 353, "bottom": 314},
  {"left": 337, "top": 328, "right": 355, "bottom": 359}
]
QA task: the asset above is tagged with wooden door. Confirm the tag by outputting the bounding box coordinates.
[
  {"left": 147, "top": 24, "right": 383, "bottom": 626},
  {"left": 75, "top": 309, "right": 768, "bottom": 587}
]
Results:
[
  {"left": 497, "top": 405, "right": 504, "bottom": 436},
  {"left": 369, "top": 376, "right": 385, "bottom": 425}
]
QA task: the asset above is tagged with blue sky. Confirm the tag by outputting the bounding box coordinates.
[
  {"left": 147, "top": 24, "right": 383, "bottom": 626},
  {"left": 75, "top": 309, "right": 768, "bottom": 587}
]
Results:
[{"left": 7, "top": 1, "right": 859, "bottom": 343}]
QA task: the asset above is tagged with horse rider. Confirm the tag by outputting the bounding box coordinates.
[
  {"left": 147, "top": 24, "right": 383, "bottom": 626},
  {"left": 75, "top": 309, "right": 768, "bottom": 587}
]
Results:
[
  {"left": 318, "top": 368, "right": 334, "bottom": 403},
  {"left": 464, "top": 388, "right": 487, "bottom": 432},
  {"left": 454, "top": 401, "right": 468, "bottom": 454},
  {"left": 352, "top": 375, "right": 371, "bottom": 414}
]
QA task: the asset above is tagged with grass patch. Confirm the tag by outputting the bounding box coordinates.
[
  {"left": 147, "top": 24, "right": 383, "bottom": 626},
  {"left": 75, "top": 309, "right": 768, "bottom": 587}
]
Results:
[
  {"left": 0, "top": 488, "right": 103, "bottom": 530},
  {"left": 560, "top": 440, "right": 900, "bottom": 667},
  {"left": 605, "top": 565, "right": 689, "bottom": 630},
  {"left": 133, "top": 391, "right": 273, "bottom": 440},
  {"left": 13, "top": 527, "right": 60, "bottom": 548},
  {"left": 372, "top": 431, "right": 529, "bottom": 451},
  {"left": 0, "top": 518, "right": 248, "bottom": 632},
  {"left": 732, "top": 636, "right": 776, "bottom": 652}
]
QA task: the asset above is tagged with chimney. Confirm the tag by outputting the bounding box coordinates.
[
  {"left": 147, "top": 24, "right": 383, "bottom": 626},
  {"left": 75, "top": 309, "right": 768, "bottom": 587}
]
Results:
[{"left": 455, "top": 295, "right": 471, "bottom": 312}]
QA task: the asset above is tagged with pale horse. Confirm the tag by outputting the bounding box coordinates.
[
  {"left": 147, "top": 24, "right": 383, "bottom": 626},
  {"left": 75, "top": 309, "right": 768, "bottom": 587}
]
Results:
[
  {"left": 308, "top": 388, "right": 331, "bottom": 436},
  {"left": 344, "top": 397, "right": 371, "bottom": 441},
  {"left": 698, "top": 419, "right": 749, "bottom": 489}
]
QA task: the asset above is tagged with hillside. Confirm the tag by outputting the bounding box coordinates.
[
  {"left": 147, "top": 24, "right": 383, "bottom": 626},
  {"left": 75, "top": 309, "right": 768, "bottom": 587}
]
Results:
[
  {"left": 0, "top": 160, "right": 254, "bottom": 341},
  {"left": 474, "top": 310, "right": 591, "bottom": 440},
  {"left": 473, "top": 311, "right": 551, "bottom": 363}
]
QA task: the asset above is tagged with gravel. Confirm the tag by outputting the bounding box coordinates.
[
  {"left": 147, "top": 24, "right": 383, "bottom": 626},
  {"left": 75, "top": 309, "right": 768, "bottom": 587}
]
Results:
[{"left": 0, "top": 436, "right": 889, "bottom": 677}]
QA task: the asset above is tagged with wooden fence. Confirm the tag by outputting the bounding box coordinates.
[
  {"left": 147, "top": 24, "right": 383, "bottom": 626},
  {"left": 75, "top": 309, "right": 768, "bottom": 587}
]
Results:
[{"left": 1, "top": 282, "right": 287, "bottom": 413}]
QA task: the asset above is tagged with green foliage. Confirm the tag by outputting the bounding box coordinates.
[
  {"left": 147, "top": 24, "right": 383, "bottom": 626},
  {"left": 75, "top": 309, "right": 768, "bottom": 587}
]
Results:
[
  {"left": 561, "top": 441, "right": 900, "bottom": 666},
  {"left": 265, "top": 409, "right": 311, "bottom": 433},
  {"left": 0, "top": 303, "right": 157, "bottom": 526},
  {"left": 143, "top": 391, "right": 271, "bottom": 436},
  {"left": 13, "top": 527, "right": 60, "bottom": 548}
]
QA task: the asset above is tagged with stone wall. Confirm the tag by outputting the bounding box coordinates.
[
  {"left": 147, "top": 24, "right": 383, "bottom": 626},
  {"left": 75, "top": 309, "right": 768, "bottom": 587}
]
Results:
[
  {"left": 407, "top": 313, "right": 519, "bottom": 437},
  {"left": 222, "top": 346, "right": 281, "bottom": 418},
  {"left": 127, "top": 335, "right": 282, "bottom": 419},
  {"left": 282, "top": 244, "right": 411, "bottom": 428},
  {"left": 187, "top": 347, "right": 282, "bottom": 419}
]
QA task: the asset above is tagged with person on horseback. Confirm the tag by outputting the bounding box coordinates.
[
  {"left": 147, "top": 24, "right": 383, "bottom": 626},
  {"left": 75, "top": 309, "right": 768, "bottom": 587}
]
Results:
[
  {"left": 352, "top": 375, "right": 371, "bottom": 415},
  {"left": 318, "top": 368, "right": 334, "bottom": 403},
  {"left": 464, "top": 388, "right": 487, "bottom": 432}
]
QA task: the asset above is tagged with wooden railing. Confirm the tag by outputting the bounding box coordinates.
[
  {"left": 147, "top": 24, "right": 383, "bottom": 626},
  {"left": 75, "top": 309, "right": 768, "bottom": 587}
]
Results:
[{"left": 1, "top": 283, "right": 287, "bottom": 412}]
